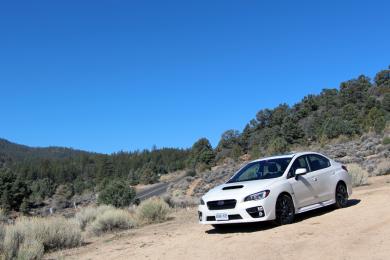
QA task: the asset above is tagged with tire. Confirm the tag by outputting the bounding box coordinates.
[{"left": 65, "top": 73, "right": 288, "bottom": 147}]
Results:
[
  {"left": 274, "top": 194, "right": 295, "bottom": 225},
  {"left": 334, "top": 182, "right": 348, "bottom": 209}
]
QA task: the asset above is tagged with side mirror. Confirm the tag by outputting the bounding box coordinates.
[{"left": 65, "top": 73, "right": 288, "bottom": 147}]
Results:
[{"left": 295, "top": 168, "right": 307, "bottom": 176}]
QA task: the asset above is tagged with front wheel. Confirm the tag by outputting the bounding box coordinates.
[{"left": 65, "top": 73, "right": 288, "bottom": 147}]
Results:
[
  {"left": 335, "top": 183, "right": 348, "bottom": 209},
  {"left": 274, "top": 194, "right": 295, "bottom": 225}
]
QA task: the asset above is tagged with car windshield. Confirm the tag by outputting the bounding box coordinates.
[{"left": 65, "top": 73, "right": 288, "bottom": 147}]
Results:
[{"left": 227, "top": 158, "right": 292, "bottom": 183}]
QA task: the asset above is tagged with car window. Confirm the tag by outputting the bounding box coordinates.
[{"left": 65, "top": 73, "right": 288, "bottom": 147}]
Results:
[
  {"left": 307, "top": 154, "right": 330, "bottom": 171},
  {"left": 235, "top": 163, "right": 260, "bottom": 182},
  {"left": 288, "top": 156, "right": 309, "bottom": 178},
  {"left": 227, "top": 158, "right": 291, "bottom": 183}
]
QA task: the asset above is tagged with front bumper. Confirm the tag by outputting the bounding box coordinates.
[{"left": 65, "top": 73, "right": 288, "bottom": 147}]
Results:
[{"left": 198, "top": 199, "right": 275, "bottom": 225}]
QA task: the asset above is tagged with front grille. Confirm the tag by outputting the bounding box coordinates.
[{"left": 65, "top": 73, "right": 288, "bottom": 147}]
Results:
[
  {"left": 207, "top": 199, "right": 237, "bottom": 210},
  {"left": 206, "top": 214, "right": 242, "bottom": 221}
]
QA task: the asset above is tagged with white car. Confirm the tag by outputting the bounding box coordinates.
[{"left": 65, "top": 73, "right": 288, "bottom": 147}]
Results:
[{"left": 198, "top": 152, "right": 352, "bottom": 227}]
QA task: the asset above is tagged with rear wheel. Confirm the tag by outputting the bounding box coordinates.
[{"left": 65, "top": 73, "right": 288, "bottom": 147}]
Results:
[
  {"left": 335, "top": 183, "right": 348, "bottom": 209},
  {"left": 274, "top": 194, "right": 295, "bottom": 225}
]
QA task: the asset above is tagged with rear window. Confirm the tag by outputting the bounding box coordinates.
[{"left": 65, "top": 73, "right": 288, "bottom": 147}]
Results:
[{"left": 307, "top": 154, "right": 330, "bottom": 171}]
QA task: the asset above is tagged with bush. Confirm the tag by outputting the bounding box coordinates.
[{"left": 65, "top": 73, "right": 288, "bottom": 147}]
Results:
[
  {"left": 136, "top": 198, "right": 170, "bottom": 224},
  {"left": 348, "top": 164, "right": 369, "bottom": 187},
  {"left": 17, "top": 239, "right": 44, "bottom": 260},
  {"left": 2, "top": 216, "right": 82, "bottom": 259},
  {"left": 163, "top": 195, "right": 198, "bottom": 208},
  {"left": 383, "top": 136, "right": 390, "bottom": 145},
  {"left": 98, "top": 181, "right": 136, "bottom": 207},
  {"left": 75, "top": 205, "right": 113, "bottom": 230},
  {"left": 87, "top": 208, "right": 135, "bottom": 236},
  {"left": 185, "top": 169, "right": 196, "bottom": 177}
]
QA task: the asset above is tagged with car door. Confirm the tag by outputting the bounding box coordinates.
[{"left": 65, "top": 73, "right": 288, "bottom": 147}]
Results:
[
  {"left": 306, "top": 154, "right": 333, "bottom": 202},
  {"left": 287, "top": 156, "right": 318, "bottom": 209}
]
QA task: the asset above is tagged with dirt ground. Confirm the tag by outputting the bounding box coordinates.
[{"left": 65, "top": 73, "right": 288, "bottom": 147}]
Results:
[{"left": 48, "top": 175, "right": 390, "bottom": 260}]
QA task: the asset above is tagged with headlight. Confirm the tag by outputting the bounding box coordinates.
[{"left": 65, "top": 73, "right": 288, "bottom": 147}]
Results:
[
  {"left": 244, "top": 190, "right": 270, "bottom": 202},
  {"left": 200, "top": 198, "right": 205, "bottom": 205}
]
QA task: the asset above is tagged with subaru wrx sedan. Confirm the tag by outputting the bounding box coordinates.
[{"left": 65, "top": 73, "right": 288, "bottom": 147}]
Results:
[{"left": 198, "top": 152, "right": 352, "bottom": 227}]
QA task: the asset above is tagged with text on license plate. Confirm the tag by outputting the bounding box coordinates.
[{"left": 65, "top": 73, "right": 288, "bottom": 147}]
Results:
[{"left": 215, "top": 213, "right": 229, "bottom": 221}]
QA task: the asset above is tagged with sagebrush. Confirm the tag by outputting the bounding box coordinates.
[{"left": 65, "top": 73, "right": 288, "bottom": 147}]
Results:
[
  {"left": 348, "top": 164, "right": 369, "bottom": 187},
  {"left": 75, "top": 205, "right": 114, "bottom": 230},
  {"left": 136, "top": 198, "right": 170, "bottom": 224},
  {"left": 87, "top": 208, "right": 135, "bottom": 236},
  {"left": 2, "top": 216, "right": 82, "bottom": 259}
]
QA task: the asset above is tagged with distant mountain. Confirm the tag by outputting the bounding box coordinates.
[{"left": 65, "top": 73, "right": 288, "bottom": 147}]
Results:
[{"left": 0, "top": 138, "right": 95, "bottom": 161}]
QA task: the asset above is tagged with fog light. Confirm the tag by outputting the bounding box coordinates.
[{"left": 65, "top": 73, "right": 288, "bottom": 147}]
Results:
[
  {"left": 246, "top": 206, "right": 265, "bottom": 218},
  {"left": 198, "top": 211, "right": 203, "bottom": 221}
]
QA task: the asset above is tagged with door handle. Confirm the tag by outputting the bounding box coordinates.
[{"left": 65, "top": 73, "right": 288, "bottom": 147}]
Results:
[{"left": 312, "top": 177, "right": 318, "bottom": 181}]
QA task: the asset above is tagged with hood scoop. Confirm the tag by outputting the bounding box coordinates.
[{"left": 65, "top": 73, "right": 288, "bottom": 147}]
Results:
[{"left": 222, "top": 185, "right": 244, "bottom": 190}]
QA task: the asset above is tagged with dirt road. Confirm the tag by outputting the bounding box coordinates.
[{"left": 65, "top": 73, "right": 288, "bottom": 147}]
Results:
[{"left": 50, "top": 175, "right": 390, "bottom": 260}]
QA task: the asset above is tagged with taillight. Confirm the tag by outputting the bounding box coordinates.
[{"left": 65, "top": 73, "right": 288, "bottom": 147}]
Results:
[{"left": 342, "top": 165, "right": 348, "bottom": 172}]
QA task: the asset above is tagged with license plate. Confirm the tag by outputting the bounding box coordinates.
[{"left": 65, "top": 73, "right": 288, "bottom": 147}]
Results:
[{"left": 215, "top": 213, "right": 229, "bottom": 221}]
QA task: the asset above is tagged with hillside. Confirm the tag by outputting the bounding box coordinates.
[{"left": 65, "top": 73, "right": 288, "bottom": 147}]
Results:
[{"left": 0, "top": 138, "right": 93, "bottom": 162}]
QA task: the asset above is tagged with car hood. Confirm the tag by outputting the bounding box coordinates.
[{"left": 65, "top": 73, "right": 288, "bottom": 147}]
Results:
[{"left": 202, "top": 179, "right": 278, "bottom": 202}]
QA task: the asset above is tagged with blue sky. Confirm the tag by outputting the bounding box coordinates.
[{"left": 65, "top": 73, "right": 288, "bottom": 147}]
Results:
[{"left": 1, "top": 0, "right": 389, "bottom": 153}]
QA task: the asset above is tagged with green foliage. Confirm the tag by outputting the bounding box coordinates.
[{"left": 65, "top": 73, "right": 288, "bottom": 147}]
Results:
[
  {"left": 374, "top": 68, "right": 390, "bottom": 88},
  {"left": 321, "top": 117, "right": 359, "bottom": 139},
  {"left": 267, "top": 137, "right": 288, "bottom": 155},
  {"left": 216, "top": 130, "right": 242, "bottom": 161},
  {"left": 187, "top": 138, "right": 215, "bottom": 169},
  {"left": 98, "top": 180, "right": 136, "bottom": 207},
  {"left": 0, "top": 169, "right": 31, "bottom": 211},
  {"left": 382, "top": 93, "right": 390, "bottom": 112},
  {"left": 383, "top": 136, "right": 390, "bottom": 145},
  {"left": 365, "top": 107, "right": 386, "bottom": 133},
  {"left": 139, "top": 166, "right": 158, "bottom": 184}
]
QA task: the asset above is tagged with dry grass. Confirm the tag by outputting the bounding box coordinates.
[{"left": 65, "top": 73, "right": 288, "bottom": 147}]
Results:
[
  {"left": 2, "top": 216, "right": 82, "bottom": 259},
  {"left": 17, "top": 238, "right": 44, "bottom": 260},
  {"left": 0, "top": 208, "right": 7, "bottom": 224},
  {"left": 376, "top": 160, "right": 390, "bottom": 176},
  {"left": 348, "top": 164, "right": 369, "bottom": 187},
  {"left": 0, "top": 224, "right": 5, "bottom": 254},
  {"left": 75, "top": 205, "right": 114, "bottom": 231},
  {"left": 87, "top": 208, "right": 135, "bottom": 236},
  {"left": 136, "top": 197, "right": 170, "bottom": 225}
]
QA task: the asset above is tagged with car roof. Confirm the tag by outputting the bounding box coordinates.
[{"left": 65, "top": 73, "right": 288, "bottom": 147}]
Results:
[{"left": 250, "top": 151, "right": 325, "bottom": 163}]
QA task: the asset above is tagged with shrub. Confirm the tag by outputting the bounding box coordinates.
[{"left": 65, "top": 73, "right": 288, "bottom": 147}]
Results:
[
  {"left": 2, "top": 216, "right": 82, "bottom": 259},
  {"left": 185, "top": 169, "right": 196, "bottom": 177},
  {"left": 136, "top": 198, "right": 170, "bottom": 224},
  {"left": 87, "top": 208, "right": 135, "bottom": 236},
  {"left": 17, "top": 239, "right": 44, "bottom": 260},
  {"left": 348, "top": 164, "right": 369, "bottom": 187},
  {"left": 163, "top": 195, "right": 198, "bottom": 208},
  {"left": 383, "top": 136, "right": 390, "bottom": 145},
  {"left": 75, "top": 205, "right": 113, "bottom": 230},
  {"left": 98, "top": 181, "right": 136, "bottom": 207}
]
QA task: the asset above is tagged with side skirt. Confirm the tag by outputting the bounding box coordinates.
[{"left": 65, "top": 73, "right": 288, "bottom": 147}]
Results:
[{"left": 296, "top": 199, "right": 335, "bottom": 214}]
